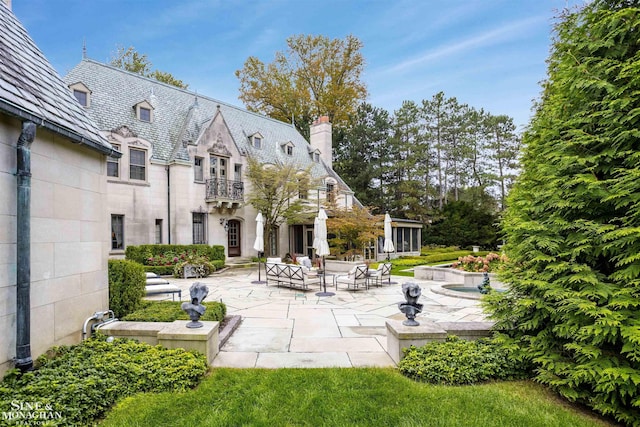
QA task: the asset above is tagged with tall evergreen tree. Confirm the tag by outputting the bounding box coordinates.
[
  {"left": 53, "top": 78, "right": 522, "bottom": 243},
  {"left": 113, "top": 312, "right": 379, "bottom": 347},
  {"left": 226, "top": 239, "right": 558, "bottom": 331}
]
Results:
[
  {"left": 484, "top": 2, "right": 640, "bottom": 424},
  {"left": 484, "top": 114, "right": 520, "bottom": 210},
  {"left": 333, "top": 103, "right": 392, "bottom": 211}
]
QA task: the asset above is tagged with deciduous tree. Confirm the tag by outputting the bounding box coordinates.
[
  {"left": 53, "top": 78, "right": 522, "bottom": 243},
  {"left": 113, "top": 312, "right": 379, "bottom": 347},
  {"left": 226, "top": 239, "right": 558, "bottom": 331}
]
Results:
[
  {"left": 110, "top": 45, "right": 188, "bottom": 89},
  {"left": 236, "top": 34, "right": 367, "bottom": 138},
  {"left": 245, "top": 158, "right": 316, "bottom": 255}
]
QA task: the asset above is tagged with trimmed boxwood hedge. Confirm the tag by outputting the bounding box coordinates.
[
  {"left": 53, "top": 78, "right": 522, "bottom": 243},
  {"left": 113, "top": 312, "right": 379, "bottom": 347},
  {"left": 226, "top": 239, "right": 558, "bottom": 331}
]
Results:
[
  {"left": 398, "top": 336, "right": 530, "bottom": 385},
  {"left": 122, "top": 300, "right": 226, "bottom": 322},
  {"left": 108, "top": 259, "right": 145, "bottom": 318},
  {"left": 125, "top": 244, "right": 225, "bottom": 264},
  {"left": 0, "top": 336, "right": 208, "bottom": 426}
]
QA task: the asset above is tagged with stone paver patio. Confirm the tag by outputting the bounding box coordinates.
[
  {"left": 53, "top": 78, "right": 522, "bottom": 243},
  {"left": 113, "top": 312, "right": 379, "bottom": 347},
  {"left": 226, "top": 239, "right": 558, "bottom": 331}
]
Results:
[{"left": 148, "top": 268, "right": 487, "bottom": 368}]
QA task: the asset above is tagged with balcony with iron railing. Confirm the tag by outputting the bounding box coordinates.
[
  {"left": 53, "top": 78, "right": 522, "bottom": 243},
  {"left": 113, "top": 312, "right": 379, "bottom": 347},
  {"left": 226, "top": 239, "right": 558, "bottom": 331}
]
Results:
[{"left": 205, "top": 178, "right": 244, "bottom": 208}]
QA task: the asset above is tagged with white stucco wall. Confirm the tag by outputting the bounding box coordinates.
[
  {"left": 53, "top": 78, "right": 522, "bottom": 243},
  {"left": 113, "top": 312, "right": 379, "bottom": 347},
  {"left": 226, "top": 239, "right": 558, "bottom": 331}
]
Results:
[{"left": 0, "top": 115, "right": 109, "bottom": 375}]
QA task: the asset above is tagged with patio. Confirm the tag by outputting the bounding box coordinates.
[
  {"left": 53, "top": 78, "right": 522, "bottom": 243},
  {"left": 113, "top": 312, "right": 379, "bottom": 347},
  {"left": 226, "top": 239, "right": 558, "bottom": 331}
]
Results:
[{"left": 146, "top": 267, "right": 487, "bottom": 368}]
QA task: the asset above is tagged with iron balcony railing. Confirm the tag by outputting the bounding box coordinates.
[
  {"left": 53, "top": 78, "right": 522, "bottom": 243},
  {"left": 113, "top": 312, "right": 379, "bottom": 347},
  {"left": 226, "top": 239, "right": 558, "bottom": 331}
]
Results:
[{"left": 205, "top": 178, "right": 244, "bottom": 202}]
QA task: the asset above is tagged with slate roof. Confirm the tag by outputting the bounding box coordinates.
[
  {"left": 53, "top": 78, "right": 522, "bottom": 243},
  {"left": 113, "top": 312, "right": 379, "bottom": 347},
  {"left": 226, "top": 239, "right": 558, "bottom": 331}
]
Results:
[
  {"left": 64, "top": 59, "right": 349, "bottom": 187},
  {"left": 0, "top": 4, "right": 113, "bottom": 155}
]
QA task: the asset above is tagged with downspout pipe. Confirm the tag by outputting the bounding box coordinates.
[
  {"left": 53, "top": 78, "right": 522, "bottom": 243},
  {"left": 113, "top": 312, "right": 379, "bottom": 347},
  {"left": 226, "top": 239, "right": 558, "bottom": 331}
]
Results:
[
  {"left": 166, "top": 165, "right": 171, "bottom": 244},
  {"left": 16, "top": 121, "right": 36, "bottom": 373}
]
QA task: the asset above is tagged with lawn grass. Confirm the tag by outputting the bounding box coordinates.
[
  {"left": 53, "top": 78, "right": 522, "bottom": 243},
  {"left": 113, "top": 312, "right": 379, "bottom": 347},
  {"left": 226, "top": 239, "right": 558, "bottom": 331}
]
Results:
[{"left": 100, "top": 368, "right": 614, "bottom": 426}]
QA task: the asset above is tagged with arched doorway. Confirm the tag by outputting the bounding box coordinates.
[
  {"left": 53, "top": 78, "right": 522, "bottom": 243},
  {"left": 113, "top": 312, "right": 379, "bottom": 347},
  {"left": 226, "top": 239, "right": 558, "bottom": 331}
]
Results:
[{"left": 227, "top": 220, "right": 241, "bottom": 257}]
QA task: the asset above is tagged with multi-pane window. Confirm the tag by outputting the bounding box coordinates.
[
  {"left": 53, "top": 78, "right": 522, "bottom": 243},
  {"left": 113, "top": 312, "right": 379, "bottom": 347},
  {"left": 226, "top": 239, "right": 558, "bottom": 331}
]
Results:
[
  {"left": 298, "top": 177, "right": 308, "bottom": 199},
  {"left": 139, "top": 107, "right": 151, "bottom": 122},
  {"left": 194, "top": 157, "right": 204, "bottom": 182},
  {"left": 234, "top": 164, "right": 242, "bottom": 181},
  {"left": 155, "top": 219, "right": 162, "bottom": 244},
  {"left": 192, "top": 213, "right": 206, "bottom": 244},
  {"left": 253, "top": 136, "right": 262, "bottom": 149},
  {"left": 326, "top": 183, "right": 335, "bottom": 203},
  {"left": 286, "top": 145, "right": 293, "bottom": 156},
  {"left": 314, "top": 152, "right": 320, "bottom": 163},
  {"left": 107, "top": 143, "right": 120, "bottom": 177},
  {"left": 111, "top": 215, "right": 124, "bottom": 250},
  {"left": 73, "top": 89, "right": 88, "bottom": 107},
  {"left": 395, "top": 227, "right": 420, "bottom": 253},
  {"left": 129, "top": 148, "right": 146, "bottom": 181}
]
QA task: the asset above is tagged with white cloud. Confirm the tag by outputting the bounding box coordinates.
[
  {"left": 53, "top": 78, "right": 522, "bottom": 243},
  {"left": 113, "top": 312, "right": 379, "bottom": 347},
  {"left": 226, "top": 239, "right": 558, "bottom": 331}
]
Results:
[{"left": 380, "top": 15, "right": 548, "bottom": 75}]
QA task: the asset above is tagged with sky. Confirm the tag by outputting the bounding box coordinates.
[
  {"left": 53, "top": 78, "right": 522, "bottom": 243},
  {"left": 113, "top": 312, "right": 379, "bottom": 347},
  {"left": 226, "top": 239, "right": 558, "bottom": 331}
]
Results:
[{"left": 12, "top": 0, "right": 586, "bottom": 131}]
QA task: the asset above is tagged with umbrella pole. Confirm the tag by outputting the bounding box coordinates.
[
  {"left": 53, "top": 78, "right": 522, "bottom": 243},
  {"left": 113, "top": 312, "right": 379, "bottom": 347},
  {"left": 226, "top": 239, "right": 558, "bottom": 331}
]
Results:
[
  {"left": 315, "top": 255, "right": 334, "bottom": 297},
  {"left": 252, "top": 251, "right": 267, "bottom": 285}
]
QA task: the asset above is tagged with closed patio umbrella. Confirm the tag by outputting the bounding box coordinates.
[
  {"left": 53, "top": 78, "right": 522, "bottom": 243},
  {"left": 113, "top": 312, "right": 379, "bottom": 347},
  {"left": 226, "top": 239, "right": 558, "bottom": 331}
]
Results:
[
  {"left": 383, "top": 213, "right": 397, "bottom": 284},
  {"left": 252, "top": 212, "right": 266, "bottom": 284},
  {"left": 383, "top": 213, "right": 395, "bottom": 259},
  {"left": 314, "top": 208, "right": 333, "bottom": 297}
]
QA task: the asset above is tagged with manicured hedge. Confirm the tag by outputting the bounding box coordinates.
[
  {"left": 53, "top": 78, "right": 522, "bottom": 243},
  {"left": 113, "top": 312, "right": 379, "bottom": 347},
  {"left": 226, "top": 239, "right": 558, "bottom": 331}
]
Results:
[
  {"left": 122, "top": 300, "right": 226, "bottom": 322},
  {"left": 108, "top": 259, "right": 145, "bottom": 318},
  {"left": 398, "top": 336, "right": 530, "bottom": 385},
  {"left": 392, "top": 251, "right": 489, "bottom": 268},
  {"left": 0, "top": 336, "right": 208, "bottom": 426},
  {"left": 125, "top": 244, "right": 225, "bottom": 264}
]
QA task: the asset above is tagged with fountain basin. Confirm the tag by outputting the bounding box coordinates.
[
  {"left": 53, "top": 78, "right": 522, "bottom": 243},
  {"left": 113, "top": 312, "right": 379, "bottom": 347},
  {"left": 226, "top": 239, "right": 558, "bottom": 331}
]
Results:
[{"left": 431, "top": 283, "right": 506, "bottom": 300}]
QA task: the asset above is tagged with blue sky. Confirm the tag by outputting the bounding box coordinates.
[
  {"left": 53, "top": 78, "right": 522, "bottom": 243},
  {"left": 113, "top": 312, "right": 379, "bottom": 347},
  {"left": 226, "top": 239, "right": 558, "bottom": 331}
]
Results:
[{"left": 13, "top": 0, "right": 584, "bottom": 131}]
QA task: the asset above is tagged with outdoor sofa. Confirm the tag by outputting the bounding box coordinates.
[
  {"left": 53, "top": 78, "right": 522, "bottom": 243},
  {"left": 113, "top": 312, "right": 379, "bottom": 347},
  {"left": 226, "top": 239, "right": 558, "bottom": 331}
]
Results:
[{"left": 265, "top": 259, "right": 321, "bottom": 290}]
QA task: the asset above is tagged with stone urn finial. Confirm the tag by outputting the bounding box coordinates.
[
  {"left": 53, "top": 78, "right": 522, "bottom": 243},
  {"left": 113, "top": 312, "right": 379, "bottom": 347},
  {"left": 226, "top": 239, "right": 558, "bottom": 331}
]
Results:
[
  {"left": 398, "top": 282, "right": 424, "bottom": 326},
  {"left": 181, "top": 282, "right": 209, "bottom": 328}
]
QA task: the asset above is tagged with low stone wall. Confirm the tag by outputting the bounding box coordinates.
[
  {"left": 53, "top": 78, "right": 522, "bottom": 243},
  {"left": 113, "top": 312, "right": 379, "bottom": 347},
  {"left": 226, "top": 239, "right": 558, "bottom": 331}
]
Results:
[
  {"left": 99, "top": 320, "right": 219, "bottom": 364},
  {"left": 385, "top": 319, "right": 495, "bottom": 364},
  {"left": 414, "top": 265, "right": 503, "bottom": 287}
]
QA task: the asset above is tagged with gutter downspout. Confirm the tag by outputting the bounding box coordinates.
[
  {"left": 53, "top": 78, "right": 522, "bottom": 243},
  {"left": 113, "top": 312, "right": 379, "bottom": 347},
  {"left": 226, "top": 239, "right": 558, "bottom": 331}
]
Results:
[
  {"left": 16, "top": 121, "right": 36, "bottom": 372},
  {"left": 166, "top": 165, "right": 171, "bottom": 244}
]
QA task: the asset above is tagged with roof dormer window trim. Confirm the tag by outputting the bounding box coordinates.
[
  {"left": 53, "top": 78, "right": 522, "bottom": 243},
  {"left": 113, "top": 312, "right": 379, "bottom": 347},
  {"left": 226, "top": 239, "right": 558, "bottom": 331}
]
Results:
[
  {"left": 309, "top": 148, "right": 321, "bottom": 163},
  {"left": 133, "top": 100, "right": 154, "bottom": 123},
  {"left": 281, "top": 141, "right": 295, "bottom": 156},
  {"left": 68, "top": 82, "right": 91, "bottom": 107},
  {"left": 250, "top": 133, "right": 264, "bottom": 149}
]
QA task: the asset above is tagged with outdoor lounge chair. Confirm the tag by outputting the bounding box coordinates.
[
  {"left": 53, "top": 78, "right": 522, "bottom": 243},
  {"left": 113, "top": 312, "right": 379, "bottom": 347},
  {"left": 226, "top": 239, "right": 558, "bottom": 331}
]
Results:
[
  {"left": 334, "top": 264, "right": 369, "bottom": 290},
  {"left": 145, "top": 273, "right": 182, "bottom": 301},
  {"left": 368, "top": 263, "right": 392, "bottom": 286}
]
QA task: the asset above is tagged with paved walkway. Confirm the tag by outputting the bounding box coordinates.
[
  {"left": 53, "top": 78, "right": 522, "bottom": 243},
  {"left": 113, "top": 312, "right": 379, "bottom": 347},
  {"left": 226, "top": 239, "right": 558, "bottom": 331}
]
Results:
[{"left": 151, "top": 268, "right": 487, "bottom": 368}]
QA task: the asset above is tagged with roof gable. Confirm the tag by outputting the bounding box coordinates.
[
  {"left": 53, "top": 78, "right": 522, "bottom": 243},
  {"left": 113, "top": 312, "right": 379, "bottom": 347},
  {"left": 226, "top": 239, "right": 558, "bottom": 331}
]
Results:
[{"left": 0, "top": 4, "right": 112, "bottom": 155}]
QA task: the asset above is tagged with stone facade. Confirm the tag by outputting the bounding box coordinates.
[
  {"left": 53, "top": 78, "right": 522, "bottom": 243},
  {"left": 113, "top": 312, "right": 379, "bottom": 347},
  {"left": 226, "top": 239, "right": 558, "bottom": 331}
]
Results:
[
  {"left": 1, "top": 4, "right": 115, "bottom": 375},
  {"left": 65, "top": 60, "right": 357, "bottom": 260}
]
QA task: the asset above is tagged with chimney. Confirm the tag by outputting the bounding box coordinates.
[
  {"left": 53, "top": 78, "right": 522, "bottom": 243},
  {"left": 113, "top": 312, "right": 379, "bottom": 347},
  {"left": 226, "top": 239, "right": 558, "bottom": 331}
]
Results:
[
  {"left": 2, "top": 0, "right": 12, "bottom": 10},
  {"left": 309, "top": 115, "right": 332, "bottom": 168}
]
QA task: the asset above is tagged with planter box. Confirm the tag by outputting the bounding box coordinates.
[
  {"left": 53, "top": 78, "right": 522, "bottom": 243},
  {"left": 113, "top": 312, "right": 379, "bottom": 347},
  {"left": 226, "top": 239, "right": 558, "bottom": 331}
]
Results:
[{"left": 183, "top": 264, "right": 210, "bottom": 278}]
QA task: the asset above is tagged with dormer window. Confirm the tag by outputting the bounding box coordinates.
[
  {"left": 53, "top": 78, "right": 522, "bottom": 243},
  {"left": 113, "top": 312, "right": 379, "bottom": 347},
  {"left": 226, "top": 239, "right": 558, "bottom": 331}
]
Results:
[
  {"left": 139, "top": 107, "right": 151, "bottom": 122},
  {"left": 281, "top": 141, "right": 295, "bottom": 156},
  {"left": 68, "top": 82, "right": 91, "bottom": 107},
  {"left": 309, "top": 148, "right": 321, "bottom": 163},
  {"left": 73, "top": 90, "right": 88, "bottom": 106},
  {"left": 251, "top": 133, "right": 264, "bottom": 149},
  {"left": 134, "top": 101, "right": 154, "bottom": 123}
]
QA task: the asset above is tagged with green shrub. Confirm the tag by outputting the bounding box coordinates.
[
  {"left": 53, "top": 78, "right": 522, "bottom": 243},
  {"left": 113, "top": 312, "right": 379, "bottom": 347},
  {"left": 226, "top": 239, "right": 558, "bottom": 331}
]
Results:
[
  {"left": 420, "top": 246, "right": 460, "bottom": 256},
  {"left": 173, "top": 254, "right": 216, "bottom": 278},
  {"left": 0, "top": 335, "right": 208, "bottom": 426},
  {"left": 125, "top": 244, "right": 225, "bottom": 264},
  {"left": 143, "top": 265, "right": 175, "bottom": 276},
  {"left": 122, "top": 300, "right": 226, "bottom": 322},
  {"left": 108, "top": 259, "right": 145, "bottom": 318},
  {"left": 398, "top": 336, "right": 530, "bottom": 385}
]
